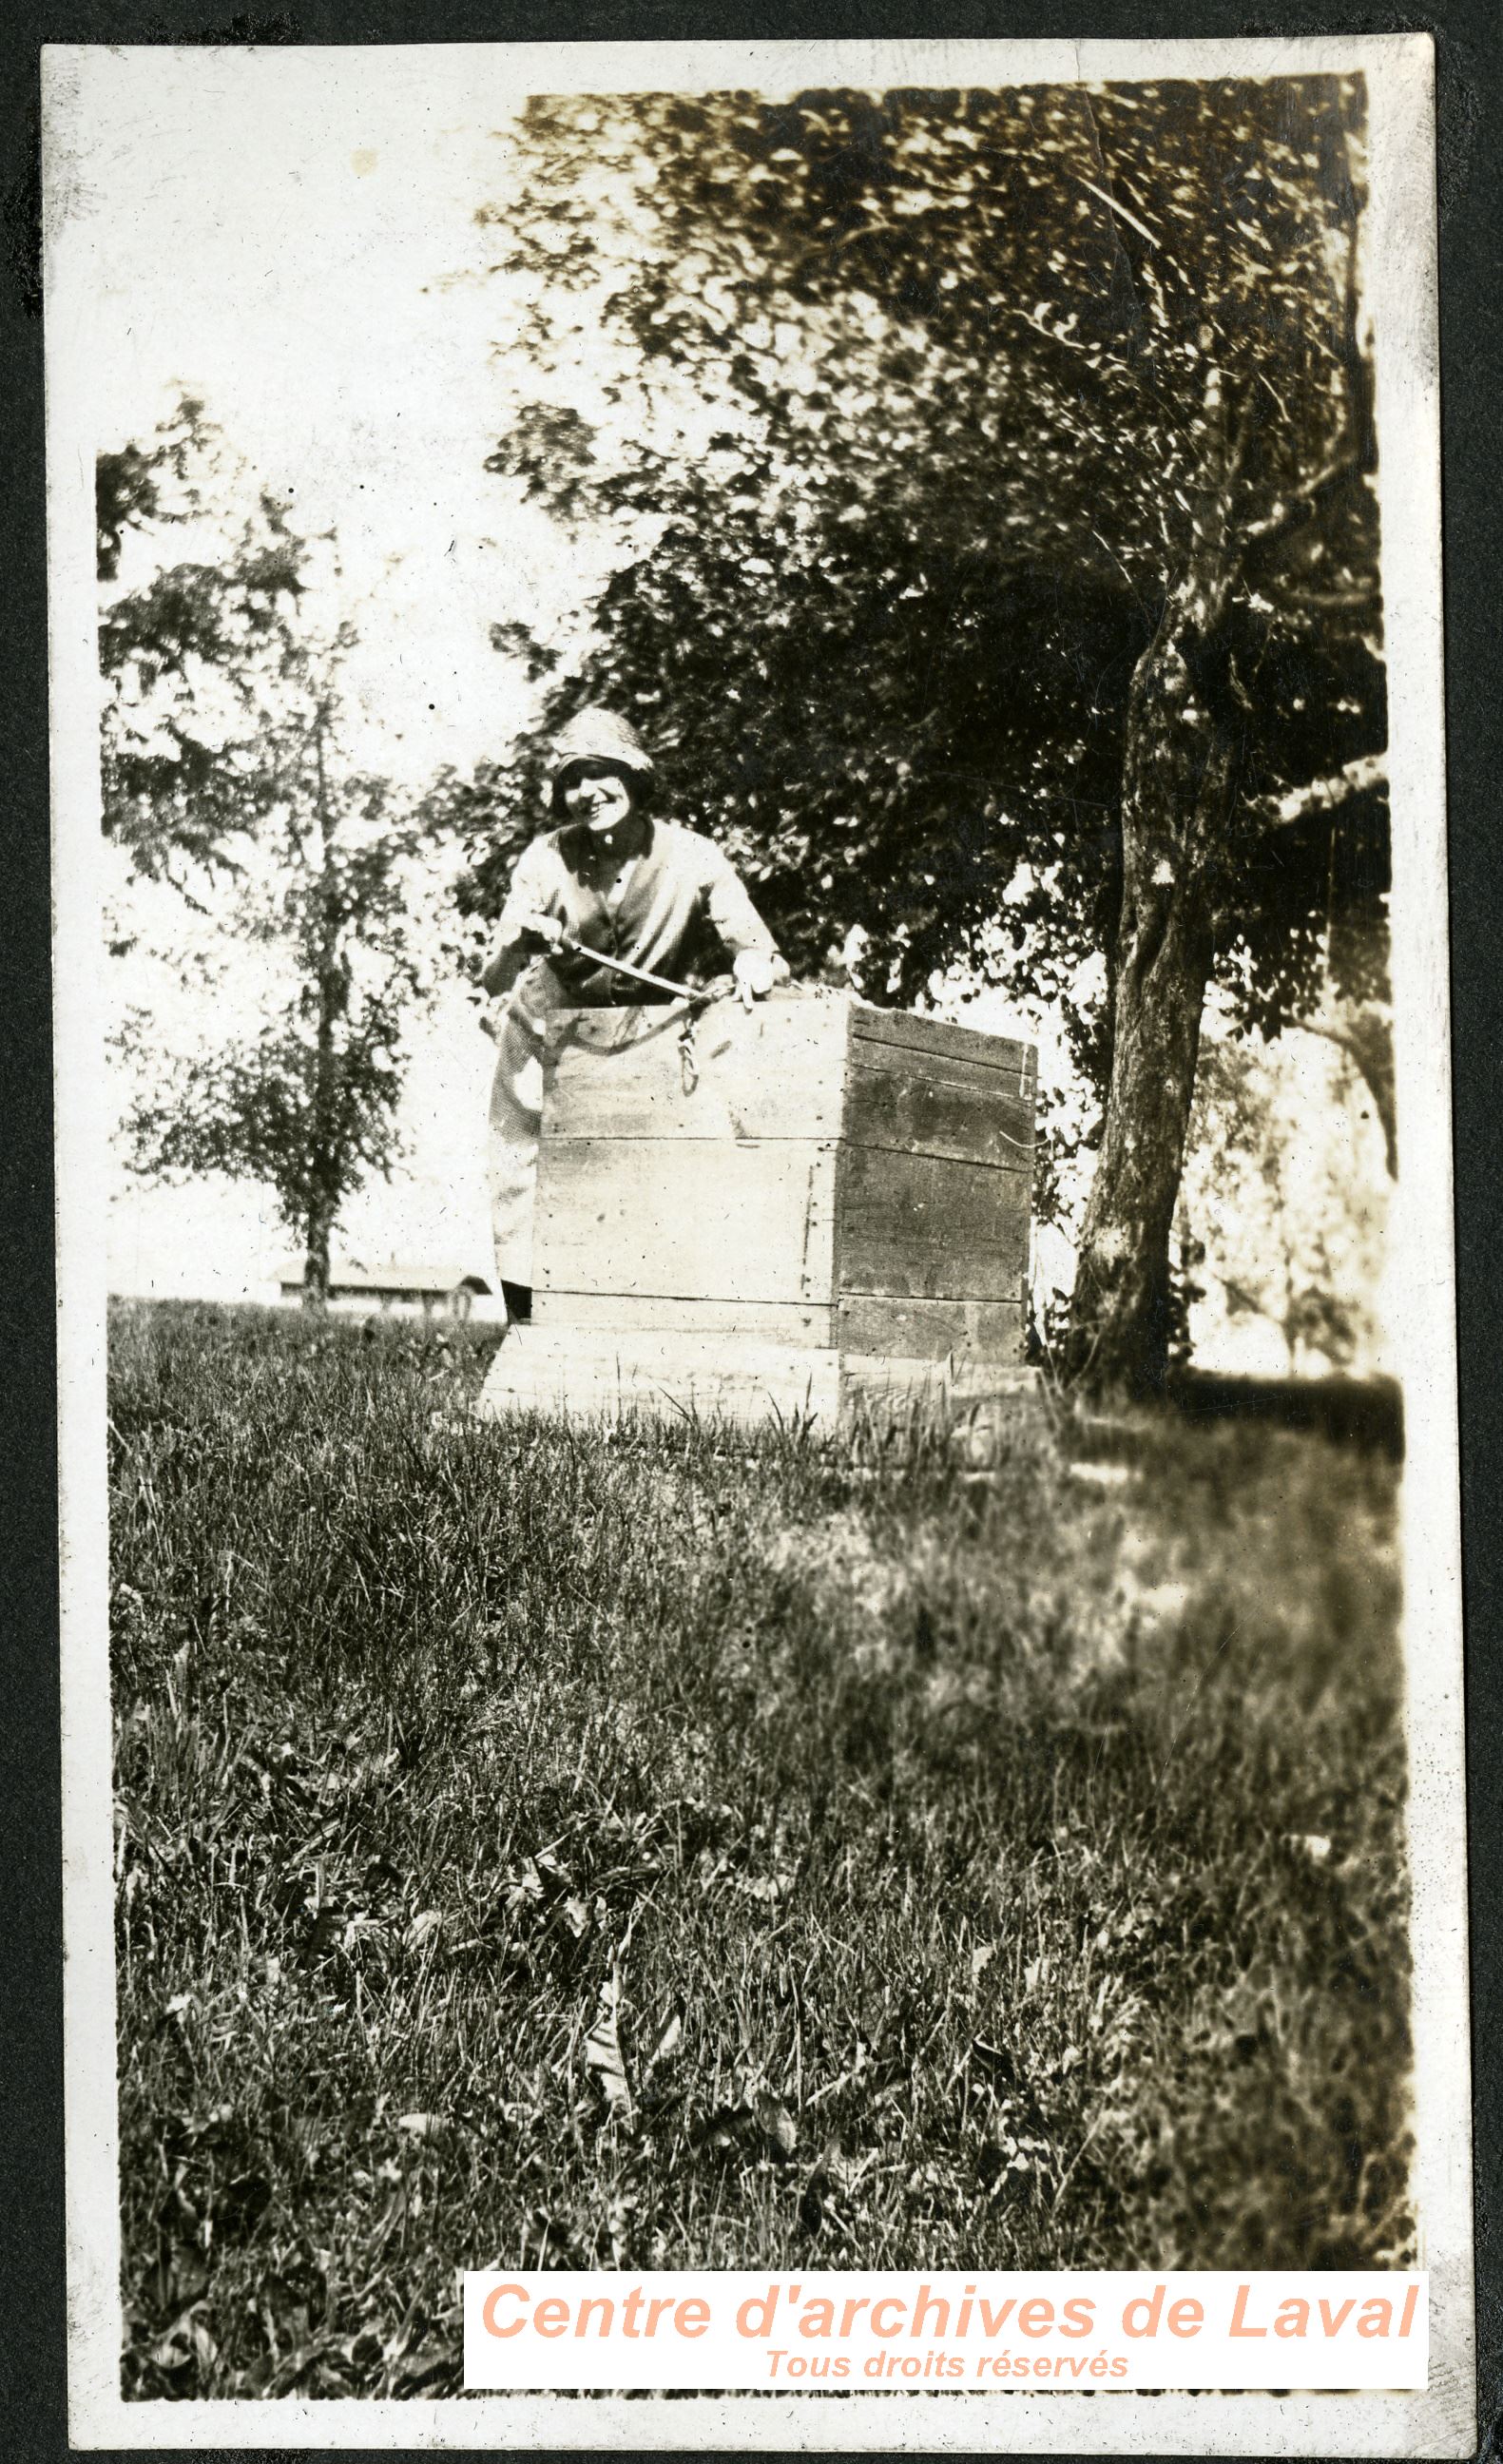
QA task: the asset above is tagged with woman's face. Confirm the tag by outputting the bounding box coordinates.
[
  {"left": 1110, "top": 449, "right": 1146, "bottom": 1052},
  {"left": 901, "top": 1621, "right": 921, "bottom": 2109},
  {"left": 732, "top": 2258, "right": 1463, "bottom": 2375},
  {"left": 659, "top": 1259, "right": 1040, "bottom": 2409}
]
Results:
[{"left": 560, "top": 760, "right": 635, "bottom": 837}]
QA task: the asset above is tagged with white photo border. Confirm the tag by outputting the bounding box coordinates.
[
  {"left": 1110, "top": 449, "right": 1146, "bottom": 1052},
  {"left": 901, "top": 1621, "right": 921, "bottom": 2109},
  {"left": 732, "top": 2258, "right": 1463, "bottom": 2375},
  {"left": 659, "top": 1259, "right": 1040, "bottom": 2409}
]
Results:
[{"left": 45, "top": 32, "right": 1472, "bottom": 2453}]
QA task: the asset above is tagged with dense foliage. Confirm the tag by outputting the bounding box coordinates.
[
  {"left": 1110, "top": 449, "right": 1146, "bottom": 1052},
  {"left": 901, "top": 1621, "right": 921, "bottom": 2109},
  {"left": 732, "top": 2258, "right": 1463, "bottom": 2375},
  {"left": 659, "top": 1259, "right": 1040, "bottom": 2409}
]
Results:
[
  {"left": 436, "top": 76, "right": 1386, "bottom": 1386},
  {"left": 98, "top": 402, "right": 313, "bottom": 887}
]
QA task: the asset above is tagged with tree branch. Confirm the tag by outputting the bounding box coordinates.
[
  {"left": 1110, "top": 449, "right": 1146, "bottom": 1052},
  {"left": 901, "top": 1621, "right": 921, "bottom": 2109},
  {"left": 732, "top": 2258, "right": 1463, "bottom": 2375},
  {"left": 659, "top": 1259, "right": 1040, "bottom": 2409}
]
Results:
[
  {"left": 1241, "top": 436, "right": 1357, "bottom": 554},
  {"left": 1244, "top": 753, "right": 1385, "bottom": 830}
]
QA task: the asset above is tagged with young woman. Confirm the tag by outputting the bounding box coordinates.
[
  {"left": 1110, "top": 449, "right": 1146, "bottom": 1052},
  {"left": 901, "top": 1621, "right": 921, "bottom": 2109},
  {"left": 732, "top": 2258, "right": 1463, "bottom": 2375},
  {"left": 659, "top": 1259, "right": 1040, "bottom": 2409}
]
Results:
[{"left": 480, "top": 706, "right": 787, "bottom": 1319}]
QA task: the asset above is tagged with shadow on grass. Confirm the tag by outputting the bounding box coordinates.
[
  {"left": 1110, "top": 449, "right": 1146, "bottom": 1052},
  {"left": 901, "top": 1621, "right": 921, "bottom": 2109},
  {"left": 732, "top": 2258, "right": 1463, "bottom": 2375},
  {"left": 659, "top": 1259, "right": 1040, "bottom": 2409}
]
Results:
[{"left": 108, "top": 1300, "right": 1413, "bottom": 2400}]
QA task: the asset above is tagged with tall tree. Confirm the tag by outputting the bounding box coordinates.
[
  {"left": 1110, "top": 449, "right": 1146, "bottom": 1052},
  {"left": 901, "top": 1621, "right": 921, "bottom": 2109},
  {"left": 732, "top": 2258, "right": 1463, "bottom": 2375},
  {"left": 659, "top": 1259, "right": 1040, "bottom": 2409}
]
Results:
[
  {"left": 118, "top": 631, "right": 432, "bottom": 1303},
  {"left": 450, "top": 76, "right": 1385, "bottom": 1393},
  {"left": 101, "top": 433, "right": 434, "bottom": 1300},
  {"left": 99, "top": 399, "right": 310, "bottom": 888}
]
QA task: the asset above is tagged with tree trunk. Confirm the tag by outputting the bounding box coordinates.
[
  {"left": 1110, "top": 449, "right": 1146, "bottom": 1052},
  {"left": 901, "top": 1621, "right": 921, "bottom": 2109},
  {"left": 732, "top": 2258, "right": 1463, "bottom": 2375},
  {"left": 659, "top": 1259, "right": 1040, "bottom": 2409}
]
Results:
[
  {"left": 302, "top": 1201, "right": 335, "bottom": 1309},
  {"left": 302, "top": 704, "right": 343, "bottom": 1312},
  {"left": 1066, "top": 589, "right": 1236, "bottom": 1396}
]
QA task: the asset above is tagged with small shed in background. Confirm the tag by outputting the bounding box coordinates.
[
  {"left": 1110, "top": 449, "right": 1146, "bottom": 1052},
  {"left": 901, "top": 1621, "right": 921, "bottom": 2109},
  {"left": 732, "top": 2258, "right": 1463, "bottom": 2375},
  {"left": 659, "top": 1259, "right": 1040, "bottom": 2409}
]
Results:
[{"left": 277, "top": 1261, "right": 494, "bottom": 1321}]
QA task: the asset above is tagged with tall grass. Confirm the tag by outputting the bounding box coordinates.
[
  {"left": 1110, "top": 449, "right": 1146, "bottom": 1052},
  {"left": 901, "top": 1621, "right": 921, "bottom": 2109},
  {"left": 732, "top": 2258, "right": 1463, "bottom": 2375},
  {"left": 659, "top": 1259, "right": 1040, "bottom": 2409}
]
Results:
[{"left": 109, "top": 1301, "right": 1412, "bottom": 2399}]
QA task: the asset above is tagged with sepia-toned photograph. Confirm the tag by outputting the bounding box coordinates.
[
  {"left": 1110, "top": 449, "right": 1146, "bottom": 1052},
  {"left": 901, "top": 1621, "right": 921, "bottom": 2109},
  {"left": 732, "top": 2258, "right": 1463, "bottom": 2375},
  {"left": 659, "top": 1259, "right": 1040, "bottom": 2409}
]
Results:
[{"left": 45, "top": 33, "right": 1471, "bottom": 2452}]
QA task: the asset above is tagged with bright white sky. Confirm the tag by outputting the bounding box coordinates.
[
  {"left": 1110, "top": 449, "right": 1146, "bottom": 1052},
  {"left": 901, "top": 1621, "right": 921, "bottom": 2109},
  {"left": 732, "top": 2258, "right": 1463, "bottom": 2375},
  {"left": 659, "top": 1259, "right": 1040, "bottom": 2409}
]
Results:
[{"left": 77, "top": 53, "right": 566, "bottom": 788}]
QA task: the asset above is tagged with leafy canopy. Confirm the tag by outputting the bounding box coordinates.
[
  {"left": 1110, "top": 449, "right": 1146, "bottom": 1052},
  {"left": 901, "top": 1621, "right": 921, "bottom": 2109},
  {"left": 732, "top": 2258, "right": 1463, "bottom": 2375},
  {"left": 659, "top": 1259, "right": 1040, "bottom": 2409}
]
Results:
[
  {"left": 99, "top": 399, "right": 313, "bottom": 889},
  {"left": 120, "top": 730, "right": 431, "bottom": 1253},
  {"left": 105, "top": 448, "right": 436, "bottom": 1272},
  {"left": 445, "top": 77, "right": 1385, "bottom": 1101}
]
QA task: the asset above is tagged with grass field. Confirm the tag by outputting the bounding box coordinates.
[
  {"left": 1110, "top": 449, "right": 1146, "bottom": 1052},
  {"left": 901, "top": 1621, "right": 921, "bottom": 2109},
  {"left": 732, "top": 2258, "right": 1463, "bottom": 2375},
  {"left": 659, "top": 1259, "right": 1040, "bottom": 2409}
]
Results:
[{"left": 109, "top": 1300, "right": 1413, "bottom": 2399}]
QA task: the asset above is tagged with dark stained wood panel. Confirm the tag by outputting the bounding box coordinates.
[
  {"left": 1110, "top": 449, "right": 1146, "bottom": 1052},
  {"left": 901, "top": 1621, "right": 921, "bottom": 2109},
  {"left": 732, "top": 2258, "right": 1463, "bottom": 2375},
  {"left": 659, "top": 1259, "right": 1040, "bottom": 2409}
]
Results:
[
  {"left": 845, "top": 1060, "right": 1033, "bottom": 1168},
  {"left": 836, "top": 1293, "right": 1026, "bottom": 1362},
  {"left": 536, "top": 1138, "right": 839, "bottom": 1306},
  {"left": 837, "top": 1147, "right": 1031, "bottom": 1301},
  {"left": 848, "top": 1002, "right": 1036, "bottom": 1087},
  {"left": 838, "top": 1353, "right": 1038, "bottom": 1409}
]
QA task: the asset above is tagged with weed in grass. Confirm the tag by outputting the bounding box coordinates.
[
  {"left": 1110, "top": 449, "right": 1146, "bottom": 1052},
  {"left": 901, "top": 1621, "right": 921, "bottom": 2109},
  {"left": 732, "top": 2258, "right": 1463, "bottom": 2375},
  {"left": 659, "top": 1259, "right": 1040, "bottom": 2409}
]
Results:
[{"left": 109, "top": 1300, "right": 1412, "bottom": 2398}]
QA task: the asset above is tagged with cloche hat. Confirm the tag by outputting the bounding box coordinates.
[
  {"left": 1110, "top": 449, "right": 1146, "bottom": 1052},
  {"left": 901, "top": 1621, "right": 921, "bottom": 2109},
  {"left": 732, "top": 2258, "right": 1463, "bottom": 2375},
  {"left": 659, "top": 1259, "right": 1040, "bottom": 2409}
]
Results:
[{"left": 548, "top": 707, "right": 656, "bottom": 812}]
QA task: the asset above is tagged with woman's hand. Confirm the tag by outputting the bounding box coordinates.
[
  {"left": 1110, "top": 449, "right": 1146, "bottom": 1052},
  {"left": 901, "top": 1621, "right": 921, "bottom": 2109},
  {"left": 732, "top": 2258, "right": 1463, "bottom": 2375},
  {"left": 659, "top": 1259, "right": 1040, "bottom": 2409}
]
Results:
[
  {"left": 732, "top": 949, "right": 784, "bottom": 1009},
  {"left": 480, "top": 907, "right": 568, "bottom": 996},
  {"left": 516, "top": 907, "right": 568, "bottom": 953}
]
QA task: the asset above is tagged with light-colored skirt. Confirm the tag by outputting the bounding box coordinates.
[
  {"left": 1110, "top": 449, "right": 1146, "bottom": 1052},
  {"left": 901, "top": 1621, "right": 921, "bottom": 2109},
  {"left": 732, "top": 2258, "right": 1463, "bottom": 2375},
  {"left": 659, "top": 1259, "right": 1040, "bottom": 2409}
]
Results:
[{"left": 486, "top": 972, "right": 551, "bottom": 1289}]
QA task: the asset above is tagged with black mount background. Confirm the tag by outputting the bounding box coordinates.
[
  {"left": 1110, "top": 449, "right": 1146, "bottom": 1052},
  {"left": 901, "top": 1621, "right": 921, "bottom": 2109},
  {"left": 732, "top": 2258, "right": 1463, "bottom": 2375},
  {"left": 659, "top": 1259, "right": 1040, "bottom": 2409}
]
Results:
[{"left": 1, "top": 7, "right": 1496, "bottom": 2460}]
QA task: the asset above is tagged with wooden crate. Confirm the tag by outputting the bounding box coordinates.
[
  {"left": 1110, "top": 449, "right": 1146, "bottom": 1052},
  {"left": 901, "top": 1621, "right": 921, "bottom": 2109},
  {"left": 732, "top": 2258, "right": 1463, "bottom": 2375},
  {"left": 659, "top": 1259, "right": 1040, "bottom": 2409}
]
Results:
[{"left": 477, "top": 991, "right": 1036, "bottom": 1427}]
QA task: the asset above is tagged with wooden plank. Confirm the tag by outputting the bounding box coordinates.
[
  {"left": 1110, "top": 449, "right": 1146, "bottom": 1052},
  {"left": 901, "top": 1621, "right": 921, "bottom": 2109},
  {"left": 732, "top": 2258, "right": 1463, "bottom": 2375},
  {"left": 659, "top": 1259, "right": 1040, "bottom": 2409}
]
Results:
[
  {"left": 839, "top": 1354, "right": 1040, "bottom": 1410},
  {"left": 851, "top": 1042, "right": 1037, "bottom": 1106},
  {"left": 846, "top": 1059, "right": 1032, "bottom": 1168},
  {"left": 534, "top": 1291, "right": 835, "bottom": 1345},
  {"left": 837, "top": 1147, "right": 1031, "bottom": 1301},
  {"left": 476, "top": 1327, "right": 843, "bottom": 1424},
  {"left": 849, "top": 1002, "right": 1036, "bottom": 1087},
  {"left": 536, "top": 1138, "right": 839, "bottom": 1306},
  {"left": 474, "top": 1328, "right": 1039, "bottom": 1430},
  {"left": 847, "top": 1010, "right": 1034, "bottom": 1088},
  {"left": 524, "top": 1294, "right": 1023, "bottom": 1366},
  {"left": 837, "top": 1294, "right": 1025, "bottom": 1363},
  {"left": 546, "top": 997, "right": 846, "bottom": 1143}
]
